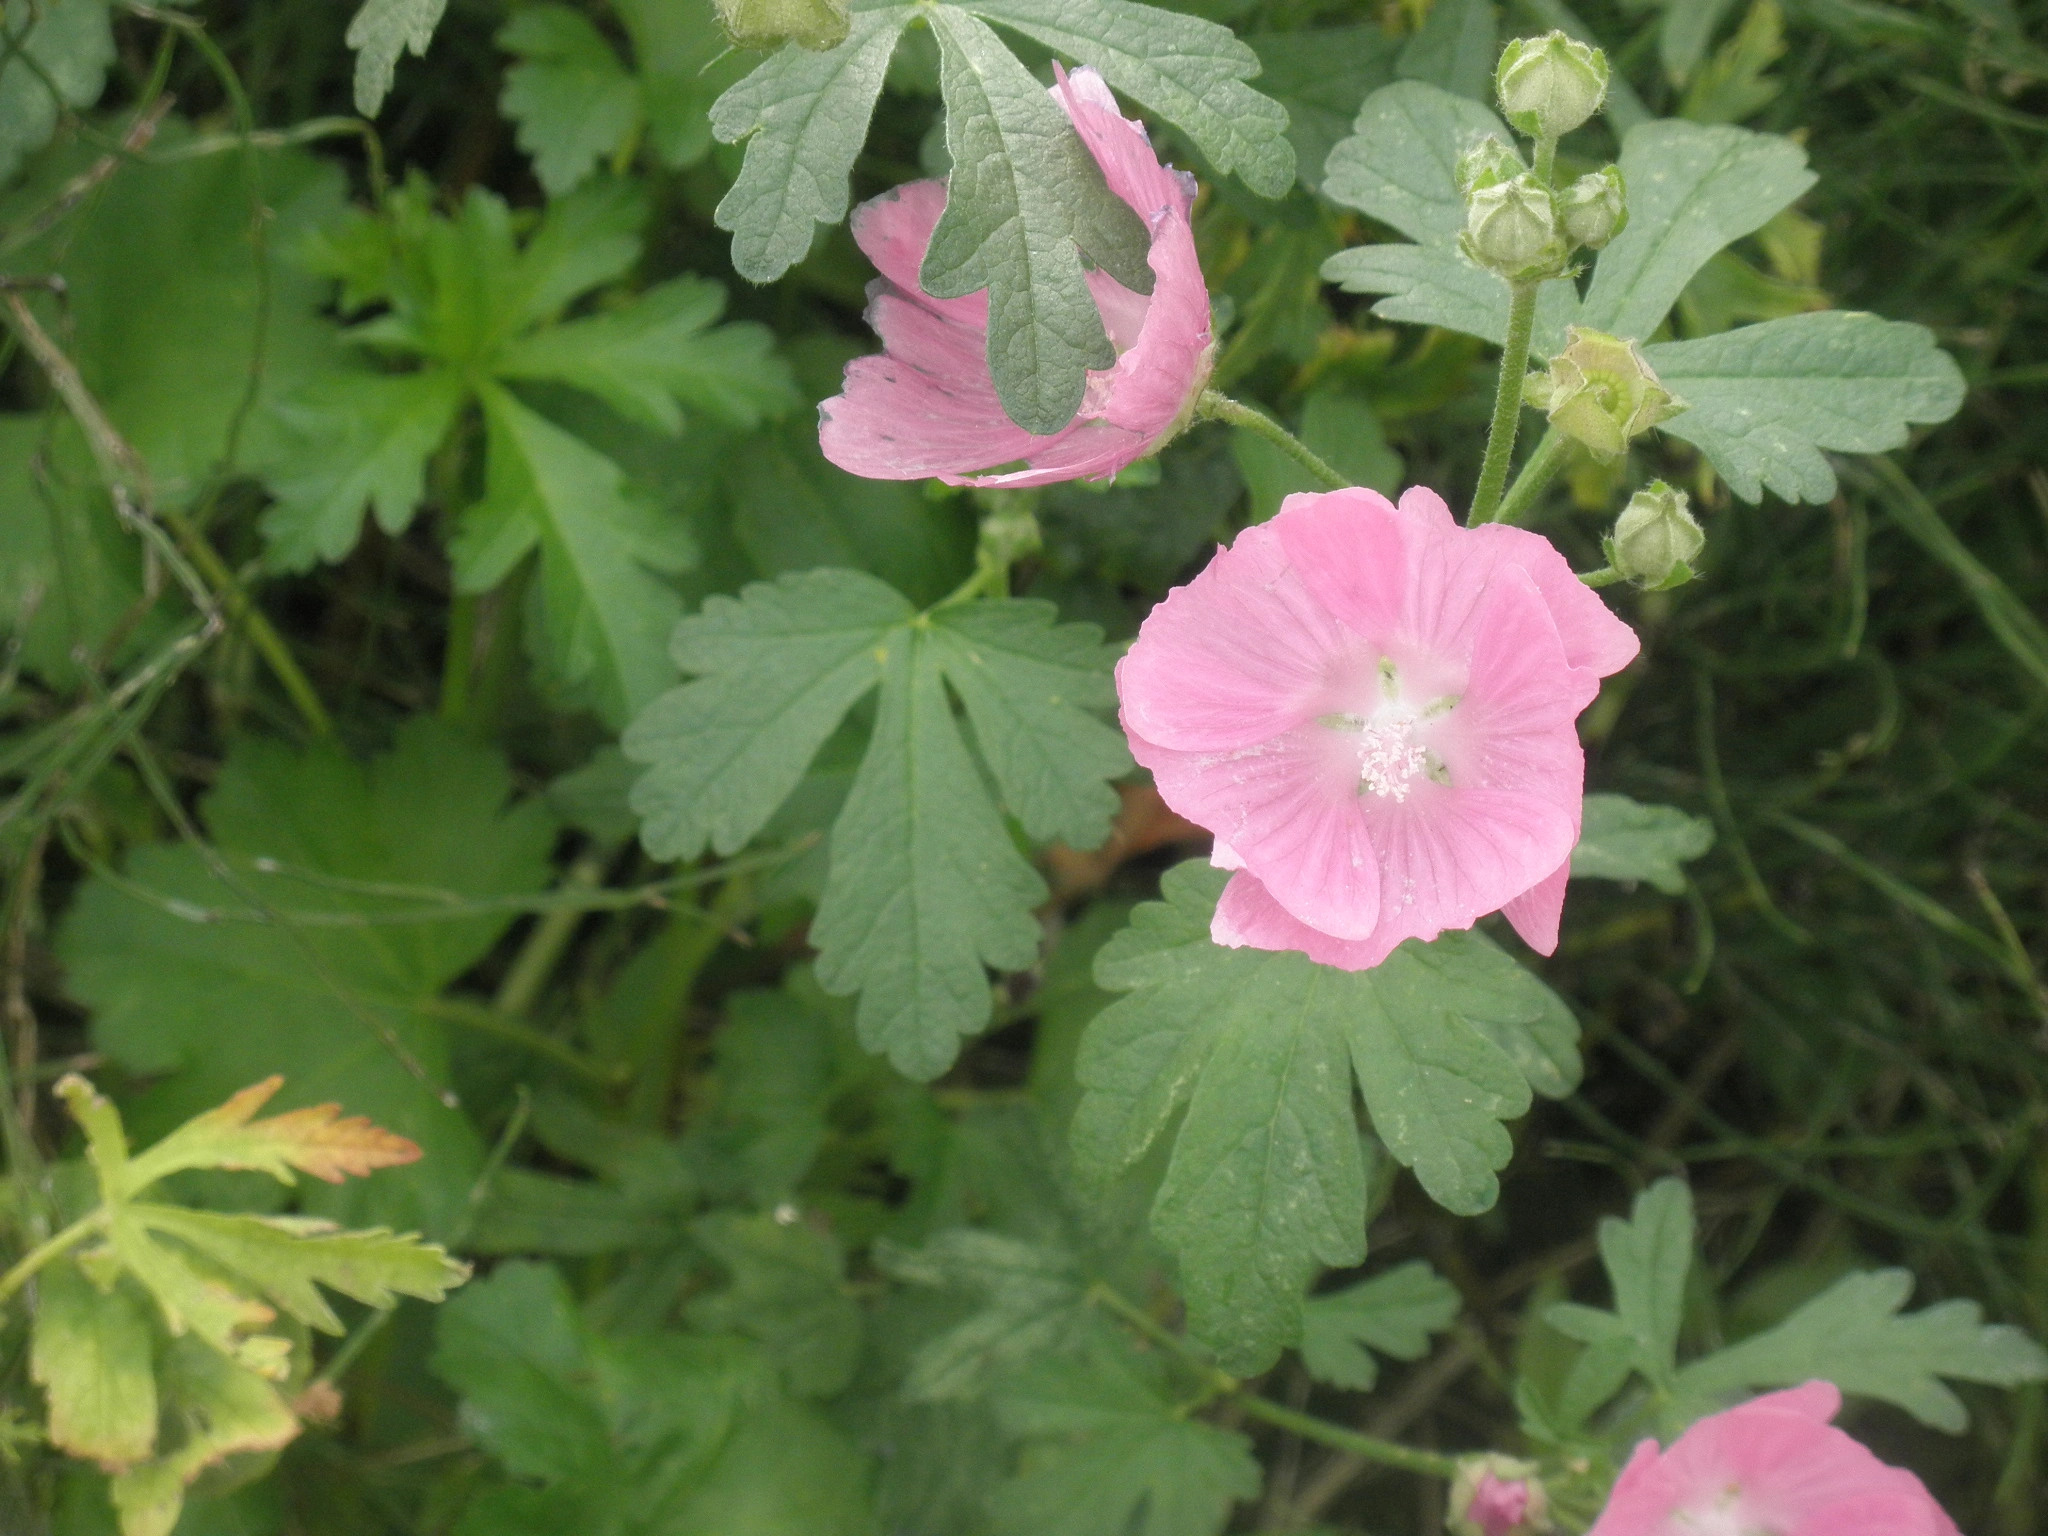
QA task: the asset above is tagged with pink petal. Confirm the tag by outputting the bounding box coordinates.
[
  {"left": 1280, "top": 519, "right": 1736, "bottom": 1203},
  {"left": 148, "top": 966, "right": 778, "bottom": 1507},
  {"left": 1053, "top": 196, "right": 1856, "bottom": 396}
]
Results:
[
  {"left": 1212, "top": 870, "right": 1403, "bottom": 971},
  {"left": 1502, "top": 857, "right": 1569, "bottom": 954},
  {"left": 850, "top": 181, "right": 985, "bottom": 327},
  {"left": 1356, "top": 784, "right": 1578, "bottom": 956},
  {"left": 960, "top": 420, "right": 1155, "bottom": 488},
  {"left": 1272, "top": 488, "right": 1415, "bottom": 645},
  {"left": 1117, "top": 521, "right": 1358, "bottom": 753},
  {"left": 1465, "top": 520, "right": 1641, "bottom": 679},
  {"left": 1131, "top": 725, "right": 1381, "bottom": 941}
]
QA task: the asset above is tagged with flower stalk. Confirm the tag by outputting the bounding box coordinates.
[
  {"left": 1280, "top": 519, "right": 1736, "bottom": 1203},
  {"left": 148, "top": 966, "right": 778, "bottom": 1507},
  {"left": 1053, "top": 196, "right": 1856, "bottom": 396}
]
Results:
[
  {"left": 1469, "top": 281, "right": 1541, "bottom": 524},
  {"left": 1198, "top": 390, "right": 1349, "bottom": 492}
]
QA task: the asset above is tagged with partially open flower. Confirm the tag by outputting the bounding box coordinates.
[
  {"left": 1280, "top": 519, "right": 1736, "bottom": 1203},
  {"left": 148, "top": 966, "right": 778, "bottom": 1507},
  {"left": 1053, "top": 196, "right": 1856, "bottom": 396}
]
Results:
[
  {"left": 1451, "top": 1455, "right": 1552, "bottom": 1536},
  {"left": 1587, "top": 1382, "right": 1961, "bottom": 1536},
  {"left": 819, "top": 67, "right": 1213, "bottom": 488},
  {"left": 1116, "top": 487, "right": 1639, "bottom": 971},
  {"left": 1524, "top": 327, "right": 1686, "bottom": 461}
]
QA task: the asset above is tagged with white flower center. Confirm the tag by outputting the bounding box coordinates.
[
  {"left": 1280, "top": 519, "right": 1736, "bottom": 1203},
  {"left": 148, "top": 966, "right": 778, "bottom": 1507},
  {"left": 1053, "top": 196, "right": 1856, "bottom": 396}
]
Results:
[
  {"left": 1358, "top": 715, "right": 1428, "bottom": 801},
  {"left": 1321, "top": 659, "right": 1457, "bottom": 801},
  {"left": 1676, "top": 1485, "right": 1779, "bottom": 1536}
]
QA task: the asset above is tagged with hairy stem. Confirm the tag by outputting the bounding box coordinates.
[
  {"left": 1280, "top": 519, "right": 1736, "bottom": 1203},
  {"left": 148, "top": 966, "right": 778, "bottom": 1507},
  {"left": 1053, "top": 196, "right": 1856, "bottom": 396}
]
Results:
[
  {"left": 1087, "top": 1283, "right": 1462, "bottom": 1482},
  {"left": 1485, "top": 428, "right": 1570, "bottom": 526},
  {"left": 1468, "top": 283, "right": 1539, "bottom": 524},
  {"left": 1199, "top": 390, "right": 1349, "bottom": 492}
]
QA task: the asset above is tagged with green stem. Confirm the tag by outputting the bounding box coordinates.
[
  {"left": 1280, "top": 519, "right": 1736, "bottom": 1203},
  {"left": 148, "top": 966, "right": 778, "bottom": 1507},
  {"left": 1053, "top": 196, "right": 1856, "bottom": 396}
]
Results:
[
  {"left": 0, "top": 1210, "right": 103, "bottom": 1312},
  {"left": 493, "top": 853, "right": 607, "bottom": 1017},
  {"left": 1198, "top": 390, "right": 1348, "bottom": 492},
  {"left": 1579, "top": 565, "right": 1624, "bottom": 588},
  {"left": 1468, "top": 283, "right": 1539, "bottom": 524},
  {"left": 418, "top": 998, "right": 625, "bottom": 1086},
  {"left": 440, "top": 592, "right": 478, "bottom": 726},
  {"left": 1234, "top": 1395, "right": 1462, "bottom": 1480},
  {"left": 626, "top": 877, "right": 752, "bottom": 1127},
  {"left": 1086, "top": 1283, "right": 1460, "bottom": 1482},
  {"left": 1484, "top": 428, "right": 1570, "bottom": 526},
  {"left": 1532, "top": 134, "right": 1558, "bottom": 187}
]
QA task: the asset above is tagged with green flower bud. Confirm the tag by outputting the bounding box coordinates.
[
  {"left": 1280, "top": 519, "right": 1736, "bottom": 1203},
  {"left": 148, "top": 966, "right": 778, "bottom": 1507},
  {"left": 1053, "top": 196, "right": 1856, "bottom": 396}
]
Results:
[
  {"left": 1460, "top": 174, "right": 1570, "bottom": 284},
  {"left": 1522, "top": 326, "right": 1686, "bottom": 460},
  {"left": 1455, "top": 136, "right": 1526, "bottom": 199},
  {"left": 1607, "top": 480, "right": 1704, "bottom": 589},
  {"left": 713, "top": 0, "right": 849, "bottom": 51},
  {"left": 1448, "top": 1454, "right": 1552, "bottom": 1536},
  {"left": 1557, "top": 165, "right": 1627, "bottom": 250},
  {"left": 1496, "top": 31, "right": 1610, "bottom": 141}
]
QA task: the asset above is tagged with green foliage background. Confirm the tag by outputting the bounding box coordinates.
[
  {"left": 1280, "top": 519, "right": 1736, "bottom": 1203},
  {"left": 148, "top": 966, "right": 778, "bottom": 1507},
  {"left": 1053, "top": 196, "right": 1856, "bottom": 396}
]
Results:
[{"left": 4, "top": 0, "right": 2048, "bottom": 1533}]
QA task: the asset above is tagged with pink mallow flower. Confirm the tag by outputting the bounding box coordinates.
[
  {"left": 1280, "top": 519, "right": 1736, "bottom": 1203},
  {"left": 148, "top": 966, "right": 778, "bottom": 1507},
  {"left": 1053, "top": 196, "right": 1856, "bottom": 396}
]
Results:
[
  {"left": 1116, "top": 486, "right": 1639, "bottom": 970},
  {"left": 1588, "top": 1382, "right": 1962, "bottom": 1536},
  {"left": 818, "top": 67, "right": 1213, "bottom": 487}
]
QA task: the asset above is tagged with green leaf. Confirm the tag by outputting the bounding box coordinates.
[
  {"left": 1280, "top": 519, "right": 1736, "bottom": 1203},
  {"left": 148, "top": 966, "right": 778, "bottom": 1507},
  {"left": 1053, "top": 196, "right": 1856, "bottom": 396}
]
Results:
[
  {"left": 1675, "top": 1269, "right": 2048, "bottom": 1433},
  {"left": 962, "top": 0, "right": 1295, "bottom": 195},
  {"left": 922, "top": 5, "right": 1152, "bottom": 435},
  {"left": 498, "top": 5, "right": 643, "bottom": 196},
  {"left": 1073, "top": 861, "right": 1578, "bottom": 1370},
  {"left": 988, "top": 1338, "right": 1261, "bottom": 1536},
  {"left": 432, "top": 1261, "right": 615, "bottom": 1482},
  {"left": 3, "top": 133, "right": 348, "bottom": 500},
  {"left": 258, "top": 367, "right": 466, "bottom": 571},
  {"left": 31, "top": 1261, "right": 158, "bottom": 1469},
  {"left": 926, "top": 600, "right": 1131, "bottom": 848},
  {"left": 809, "top": 620, "right": 1047, "bottom": 1077},
  {"left": 1298, "top": 1260, "right": 1461, "bottom": 1391},
  {"left": 0, "top": 0, "right": 113, "bottom": 183},
  {"left": 1248, "top": 26, "right": 1398, "bottom": 194},
  {"left": 1661, "top": 0, "right": 1742, "bottom": 84},
  {"left": 1318, "top": 82, "right": 1576, "bottom": 350},
  {"left": 626, "top": 576, "right": 1123, "bottom": 1079},
  {"left": 706, "top": 983, "right": 844, "bottom": 1204},
  {"left": 616, "top": 0, "right": 734, "bottom": 168},
  {"left": 108, "top": 1336, "right": 298, "bottom": 1536},
  {"left": 1645, "top": 311, "right": 1966, "bottom": 503},
  {"left": 456, "top": 385, "right": 694, "bottom": 728},
  {"left": 1392, "top": 0, "right": 1496, "bottom": 102},
  {"left": 131, "top": 1206, "right": 466, "bottom": 1333},
  {"left": 496, "top": 277, "right": 797, "bottom": 434},
  {"left": 345, "top": 0, "right": 449, "bottom": 114},
  {"left": 624, "top": 569, "right": 912, "bottom": 861},
  {"left": 56, "top": 719, "right": 556, "bottom": 1237},
  {"left": 687, "top": 1213, "right": 864, "bottom": 1397},
  {"left": 1571, "top": 794, "right": 1714, "bottom": 896},
  {"left": 709, "top": 4, "right": 918, "bottom": 281},
  {"left": 1547, "top": 1178, "right": 1693, "bottom": 1392},
  {"left": 1575, "top": 119, "right": 1816, "bottom": 346},
  {"left": 877, "top": 1229, "right": 1090, "bottom": 1400},
  {"left": 0, "top": 418, "right": 144, "bottom": 684}
]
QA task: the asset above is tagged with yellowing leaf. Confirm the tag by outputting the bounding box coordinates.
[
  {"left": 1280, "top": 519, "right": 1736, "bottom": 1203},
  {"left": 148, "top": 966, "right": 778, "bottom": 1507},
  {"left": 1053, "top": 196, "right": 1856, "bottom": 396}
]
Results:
[
  {"left": 30, "top": 1261, "right": 158, "bottom": 1469},
  {"left": 133, "top": 1206, "right": 470, "bottom": 1334},
  {"left": 109, "top": 1336, "right": 300, "bottom": 1536},
  {"left": 124, "top": 1074, "right": 424, "bottom": 1194}
]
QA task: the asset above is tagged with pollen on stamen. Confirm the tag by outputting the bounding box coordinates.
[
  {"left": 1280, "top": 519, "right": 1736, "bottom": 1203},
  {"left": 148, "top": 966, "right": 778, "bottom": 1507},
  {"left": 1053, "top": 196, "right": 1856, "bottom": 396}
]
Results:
[{"left": 1358, "top": 721, "right": 1428, "bottom": 800}]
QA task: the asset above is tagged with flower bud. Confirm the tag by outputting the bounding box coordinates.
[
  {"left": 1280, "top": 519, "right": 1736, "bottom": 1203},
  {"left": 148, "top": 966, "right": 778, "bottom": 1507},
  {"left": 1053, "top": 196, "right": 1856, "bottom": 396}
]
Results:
[
  {"left": 1449, "top": 1455, "right": 1552, "bottom": 1536},
  {"left": 1607, "top": 480, "right": 1704, "bottom": 589},
  {"left": 1496, "top": 31, "right": 1610, "bottom": 140},
  {"left": 1460, "top": 175, "right": 1570, "bottom": 284},
  {"left": 1522, "top": 326, "right": 1686, "bottom": 460},
  {"left": 1557, "top": 165, "right": 1627, "bottom": 250},
  {"left": 713, "top": 0, "right": 850, "bottom": 50},
  {"left": 1455, "top": 136, "right": 1526, "bottom": 199}
]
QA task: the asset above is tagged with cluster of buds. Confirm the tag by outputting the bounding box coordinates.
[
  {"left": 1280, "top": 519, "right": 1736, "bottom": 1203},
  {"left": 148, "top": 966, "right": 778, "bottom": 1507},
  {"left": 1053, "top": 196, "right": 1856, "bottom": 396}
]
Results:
[
  {"left": 1523, "top": 326, "right": 1686, "bottom": 461},
  {"left": 1459, "top": 34, "right": 1628, "bottom": 285}
]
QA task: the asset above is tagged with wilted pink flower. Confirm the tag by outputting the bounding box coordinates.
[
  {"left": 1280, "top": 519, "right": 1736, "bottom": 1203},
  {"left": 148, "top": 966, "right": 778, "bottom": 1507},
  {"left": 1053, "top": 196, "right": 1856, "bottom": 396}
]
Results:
[
  {"left": 1468, "top": 1472, "right": 1537, "bottom": 1536},
  {"left": 1117, "top": 486, "right": 1638, "bottom": 970},
  {"left": 1588, "top": 1382, "right": 1961, "bottom": 1536},
  {"left": 1451, "top": 1455, "right": 1550, "bottom": 1536},
  {"left": 818, "top": 67, "right": 1212, "bottom": 487}
]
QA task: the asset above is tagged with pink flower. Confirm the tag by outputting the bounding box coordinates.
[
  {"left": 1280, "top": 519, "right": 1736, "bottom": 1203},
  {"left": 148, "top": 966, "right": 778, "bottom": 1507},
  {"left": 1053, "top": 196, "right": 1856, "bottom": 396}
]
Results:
[
  {"left": 818, "top": 67, "right": 1213, "bottom": 487},
  {"left": 1451, "top": 1455, "right": 1551, "bottom": 1536},
  {"left": 1116, "top": 487, "right": 1638, "bottom": 970},
  {"left": 1468, "top": 1472, "right": 1537, "bottom": 1536},
  {"left": 1588, "top": 1382, "right": 1962, "bottom": 1536}
]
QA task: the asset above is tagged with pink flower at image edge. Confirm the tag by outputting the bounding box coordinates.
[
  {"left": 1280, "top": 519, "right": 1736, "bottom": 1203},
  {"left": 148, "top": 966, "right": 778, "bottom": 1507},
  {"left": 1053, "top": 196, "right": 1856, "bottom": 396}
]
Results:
[
  {"left": 1588, "top": 1382, "right": 1961, "bottom": 1536},
  {"left": 818, "top": 67, "right": 1213, "bottom": 487},
  {"left": 1116, "top": 486, "right": 1640, "bottom": 971}
]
